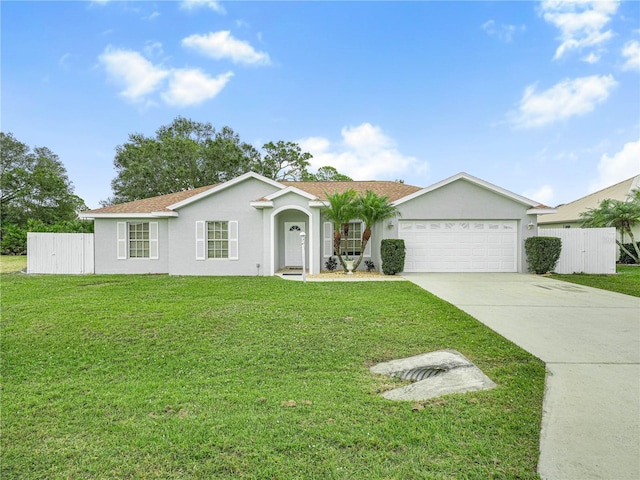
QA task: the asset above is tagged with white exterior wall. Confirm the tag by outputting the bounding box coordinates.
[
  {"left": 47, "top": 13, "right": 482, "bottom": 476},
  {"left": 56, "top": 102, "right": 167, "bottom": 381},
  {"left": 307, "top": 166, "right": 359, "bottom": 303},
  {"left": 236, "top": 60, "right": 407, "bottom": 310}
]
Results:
[
  {"left": 168, "top": 177, "right": 280, "bottom": 276},
  {"left": 27, "top": 233, "right": 94, "bottom": 274},
  {"left": 94, "top": 219, "right": 169, "bottom": 274}
]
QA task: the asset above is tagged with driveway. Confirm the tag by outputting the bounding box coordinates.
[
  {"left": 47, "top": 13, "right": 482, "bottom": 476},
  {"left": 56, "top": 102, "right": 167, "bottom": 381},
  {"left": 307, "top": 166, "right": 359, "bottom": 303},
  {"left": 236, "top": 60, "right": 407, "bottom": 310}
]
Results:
[{"left": 402, "top": 273, "right": 640, "bottom": 480}]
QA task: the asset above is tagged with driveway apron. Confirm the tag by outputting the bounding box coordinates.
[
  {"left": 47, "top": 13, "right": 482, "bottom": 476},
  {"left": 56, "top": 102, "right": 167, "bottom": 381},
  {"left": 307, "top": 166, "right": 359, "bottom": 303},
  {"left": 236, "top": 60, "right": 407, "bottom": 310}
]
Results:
[{"left": 402, "top": 273, "right": 640, "bottom": 480}]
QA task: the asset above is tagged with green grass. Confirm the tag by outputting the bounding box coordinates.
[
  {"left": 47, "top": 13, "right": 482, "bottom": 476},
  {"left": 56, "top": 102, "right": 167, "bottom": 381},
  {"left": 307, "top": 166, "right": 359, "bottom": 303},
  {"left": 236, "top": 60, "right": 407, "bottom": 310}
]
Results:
[
  {"left": 1, "top": 275, "right": 545, "bottom": 479},
  {"left": 551, "top": 265, "right": 640, "bottom": 297},
  {"left": 0, "top": 255, "right": 27, "bottom": 274}
]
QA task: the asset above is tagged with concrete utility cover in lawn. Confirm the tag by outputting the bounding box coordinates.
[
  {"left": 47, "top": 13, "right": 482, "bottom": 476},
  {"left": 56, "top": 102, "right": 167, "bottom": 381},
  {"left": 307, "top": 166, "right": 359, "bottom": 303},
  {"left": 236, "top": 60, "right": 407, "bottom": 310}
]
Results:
[{"left": 370, "top": 350, "right": 496, "bottom": 401}]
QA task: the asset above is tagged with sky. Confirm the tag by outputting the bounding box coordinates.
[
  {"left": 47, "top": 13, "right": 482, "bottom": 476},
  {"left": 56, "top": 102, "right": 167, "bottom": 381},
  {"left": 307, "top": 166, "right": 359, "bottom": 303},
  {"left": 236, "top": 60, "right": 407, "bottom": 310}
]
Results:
[{"left": 2, "top": 0, "right": 639, "bottom": 210}]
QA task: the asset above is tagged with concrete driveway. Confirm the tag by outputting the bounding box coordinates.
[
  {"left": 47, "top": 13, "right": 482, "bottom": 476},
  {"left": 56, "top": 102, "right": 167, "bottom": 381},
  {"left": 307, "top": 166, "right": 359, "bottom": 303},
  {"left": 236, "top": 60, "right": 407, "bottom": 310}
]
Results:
[{"left": 402, "top": 273, "right": 640, "bottom": 480}]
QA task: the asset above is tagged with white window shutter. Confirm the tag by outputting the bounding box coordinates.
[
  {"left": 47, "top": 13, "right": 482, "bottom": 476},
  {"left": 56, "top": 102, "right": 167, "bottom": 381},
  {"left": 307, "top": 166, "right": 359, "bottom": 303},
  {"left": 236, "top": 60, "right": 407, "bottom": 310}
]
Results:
[
  {"left": 323, "top": 222, "right": 333, "bottom": 257},
  {"left": 149, "top": 222, "right": 159, "bottom": 260},
  {"left": 195, "top": 221, "right": 206, "bottom": 260},
  {"left": 117, "top": 222, "right": 127, "bottom": 260},
  {"left": 228, "top": 221, "right": 239, "bottom": 260},
  {"left": 363, "top": 222, "right": 372, "bottom": 257}
]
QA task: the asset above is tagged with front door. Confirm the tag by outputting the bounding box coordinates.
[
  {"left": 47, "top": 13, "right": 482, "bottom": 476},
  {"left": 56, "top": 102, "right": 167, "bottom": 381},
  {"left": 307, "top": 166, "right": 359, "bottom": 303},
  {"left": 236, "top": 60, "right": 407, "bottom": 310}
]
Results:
[{"left": 284, "top": 222, "right": 305, "bottom": 267}]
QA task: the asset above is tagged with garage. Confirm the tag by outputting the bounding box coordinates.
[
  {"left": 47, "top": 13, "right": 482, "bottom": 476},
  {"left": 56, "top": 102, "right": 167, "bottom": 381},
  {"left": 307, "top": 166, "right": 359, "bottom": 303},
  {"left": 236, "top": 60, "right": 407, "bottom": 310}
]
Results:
[{"left": 399, "top": 220, "right": 518, "bottom": 272}]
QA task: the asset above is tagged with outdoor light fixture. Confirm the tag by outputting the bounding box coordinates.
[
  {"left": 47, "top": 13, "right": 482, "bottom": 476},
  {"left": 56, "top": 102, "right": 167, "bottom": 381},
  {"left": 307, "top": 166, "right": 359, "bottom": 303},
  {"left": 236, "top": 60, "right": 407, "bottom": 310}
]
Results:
[
  {"left": 388, "top": 220, "right": 395, "bottom": 229},
  {"left": 527, "top": 222, "right": 535, "bottom": 230}
]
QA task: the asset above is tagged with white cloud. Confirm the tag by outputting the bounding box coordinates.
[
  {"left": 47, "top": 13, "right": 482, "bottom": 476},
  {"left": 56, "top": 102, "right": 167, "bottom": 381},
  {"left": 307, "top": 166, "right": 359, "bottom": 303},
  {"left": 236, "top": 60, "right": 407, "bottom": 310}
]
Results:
[
  {"left": 162, "top": 69, "right": 233, "bottom": 107},
  {"left": 482, "top": 20, "right": 525, "bottom": 43},
  {"left": 99, "top": 46, "right": 233, "bottom": 107},
  {"left": 143, "top": 41, "right": 163, "bottom": 58},
  {"left": 144, "top": 11, "right": 160, "bottom": 21},
  {"left": 591, "top": 139, "right": 640, "bottom": 191},
  {"left": 182, "top": 31, "right": 271, "bottom": 66},
  {"left": 540, "top": 0, "right": 619, "bottom": 62},
  {"left": 98, "top": 46, "right": 169, "bottom": 101},
  {"left": 298, "top": 123, "right": 427, "bottom": 181},
  {"left": 524, "top": 185, "right": 555, "bottom": 205},
  {"left": 621, "top": 40, "right": 640, "bottom": 71},
  {"left": 510, "top": 74, "right": 617, "bottom": 128},
  {"left": 180, "top": 0, "right": 225, "bottom": 14}
]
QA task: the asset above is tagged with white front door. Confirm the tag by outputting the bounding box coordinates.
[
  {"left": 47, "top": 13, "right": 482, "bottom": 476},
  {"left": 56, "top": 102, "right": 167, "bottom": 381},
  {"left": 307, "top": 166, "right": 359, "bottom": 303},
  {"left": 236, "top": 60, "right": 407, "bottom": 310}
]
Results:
[{"left": 284, "top": 222, "right": 305, "bottom": 267}]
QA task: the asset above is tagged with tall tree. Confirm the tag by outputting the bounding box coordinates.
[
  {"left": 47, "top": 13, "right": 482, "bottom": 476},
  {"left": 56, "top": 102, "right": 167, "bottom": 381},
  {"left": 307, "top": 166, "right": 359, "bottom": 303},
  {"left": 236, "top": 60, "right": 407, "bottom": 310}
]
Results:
[
  {"left": 105, "top": 118, "right": 317, "bottom": 204},
  {"left": 303, "top": 166, "right": 353, "bottom": 182},
  {"left": 0, "top": 132, "right": 86, "bottom": 228},
  {"left": 580, "top": 197, "right": 640, "bottom": 263},
  {"left": 257, "top": 141, "right": 312, "bottom": 181},
  {"left": 322, "top": 189, "right": 357, "bottom": 271},
  {"left": 351, "top": 190, "right": 400, "bottom": 270},
  {"left": 108, "top": 117, "right": 262, "bottom": 204}
]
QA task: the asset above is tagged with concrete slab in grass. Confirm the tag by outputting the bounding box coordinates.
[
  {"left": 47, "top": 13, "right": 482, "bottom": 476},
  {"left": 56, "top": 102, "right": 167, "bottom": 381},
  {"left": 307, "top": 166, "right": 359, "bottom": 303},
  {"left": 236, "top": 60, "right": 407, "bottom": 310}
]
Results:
[{"left": 370, "top": 350, "right": 496, "bottom": 401}]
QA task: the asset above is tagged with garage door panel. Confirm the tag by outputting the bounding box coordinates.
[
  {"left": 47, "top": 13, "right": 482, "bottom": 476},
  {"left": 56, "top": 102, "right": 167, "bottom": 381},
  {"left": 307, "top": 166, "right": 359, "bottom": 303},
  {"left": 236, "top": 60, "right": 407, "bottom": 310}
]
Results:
[{"left": 399, "top": 220, "right": 517, "bottom": 273}]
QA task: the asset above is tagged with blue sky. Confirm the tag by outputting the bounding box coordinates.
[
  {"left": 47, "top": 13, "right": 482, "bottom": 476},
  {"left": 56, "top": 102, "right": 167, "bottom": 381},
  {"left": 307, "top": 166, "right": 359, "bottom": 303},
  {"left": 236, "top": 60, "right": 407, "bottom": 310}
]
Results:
[{"left": 3, "top": 0, "right": 639, "bottom": 209}]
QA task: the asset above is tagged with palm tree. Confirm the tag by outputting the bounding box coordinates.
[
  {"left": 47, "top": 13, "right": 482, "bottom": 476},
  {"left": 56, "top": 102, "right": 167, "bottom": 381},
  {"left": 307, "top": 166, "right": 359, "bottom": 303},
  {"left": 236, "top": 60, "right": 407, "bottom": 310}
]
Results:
[
  {"left": 322, "top": 189, "right": 357, "bottom": 271},
  {"left": 351, "top": 190, "right": 400, "bottom": 270},
  {"left": 580, "top": 197, "right": 640, "bottom": 264}
]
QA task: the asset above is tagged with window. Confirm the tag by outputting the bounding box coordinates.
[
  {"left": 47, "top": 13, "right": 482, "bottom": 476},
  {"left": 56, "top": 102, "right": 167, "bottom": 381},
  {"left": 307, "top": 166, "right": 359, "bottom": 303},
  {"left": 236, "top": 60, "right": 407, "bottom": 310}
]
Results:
[
  {"left": 129, "top": 222, "right": 150, "bottom": 258},
  {"left": 196, "top": 220, "right": 238, "bottom": 261},
  {"left": 207, "top": 221, "right": 229, "bottom": 259},
  {"left": 117, "top": 221, "right": 158, "bottom": 260},
  {"left": 344, "top": 222, "right": 362, "bottom": 257}
]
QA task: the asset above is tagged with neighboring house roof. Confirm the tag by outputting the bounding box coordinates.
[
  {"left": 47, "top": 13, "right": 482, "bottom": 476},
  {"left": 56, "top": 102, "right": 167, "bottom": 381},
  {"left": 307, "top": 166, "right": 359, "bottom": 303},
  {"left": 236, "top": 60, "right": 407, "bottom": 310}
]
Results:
[{"left": 538, "top": 175, "right": 640, "bottom": 225}]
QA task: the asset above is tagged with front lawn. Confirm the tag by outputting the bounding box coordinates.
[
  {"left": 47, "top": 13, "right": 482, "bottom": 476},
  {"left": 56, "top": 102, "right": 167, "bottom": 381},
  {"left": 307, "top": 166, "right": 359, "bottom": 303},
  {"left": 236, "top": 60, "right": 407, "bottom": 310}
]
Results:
[
  {"left": 551, "top": 265, "right": 640, "bottom": 297},
  {"left": 0, "top": 255, "right": 27, "bottom": 274},
  {"left": 1, "top": 275, "right": 545, "bottom": 479}
]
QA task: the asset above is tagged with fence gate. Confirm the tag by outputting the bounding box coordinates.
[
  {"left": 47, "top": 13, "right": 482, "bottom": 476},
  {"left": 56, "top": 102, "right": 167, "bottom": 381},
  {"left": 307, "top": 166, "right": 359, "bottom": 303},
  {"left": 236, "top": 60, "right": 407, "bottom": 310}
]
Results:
[
  {"left": 27, "top": 233, "right": 94, "bottom": 274},
  {"left": 542, "top": 227, "right": 616, "bottom": 274}
]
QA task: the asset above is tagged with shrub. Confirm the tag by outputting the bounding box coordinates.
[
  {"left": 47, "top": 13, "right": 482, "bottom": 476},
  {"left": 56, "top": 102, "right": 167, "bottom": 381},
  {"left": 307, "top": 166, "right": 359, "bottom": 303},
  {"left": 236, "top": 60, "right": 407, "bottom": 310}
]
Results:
[
  {"left": 380, "top": 239, "right": 405, "bottom": 275},
  {"left": 325, "top": 256, "right": 338, "bottom": 272},
  {"left": 619, "top": 242, "right": 640, "bottom": 264},
  {"left": 525, "top": 236, "right": 562, "bottom": 274},
  {"left": 1, "top": 225, "right": 28, "bottom": 255},
  {"left": 364, "top": 259, "right": 376, "bottom": 272}
]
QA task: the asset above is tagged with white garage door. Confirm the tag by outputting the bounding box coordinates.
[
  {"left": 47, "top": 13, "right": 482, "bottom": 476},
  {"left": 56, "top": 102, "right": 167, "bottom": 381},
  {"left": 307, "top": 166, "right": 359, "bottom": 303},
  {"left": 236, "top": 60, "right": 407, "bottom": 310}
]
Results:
[{"left": 399, "top": 220, "right": 518, "bottom": 272}]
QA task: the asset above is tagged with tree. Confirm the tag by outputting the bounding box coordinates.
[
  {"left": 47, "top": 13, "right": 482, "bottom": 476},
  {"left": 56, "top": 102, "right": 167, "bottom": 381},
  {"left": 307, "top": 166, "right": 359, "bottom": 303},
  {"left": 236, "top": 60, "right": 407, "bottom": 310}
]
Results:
[
  {"left": 322, "top": 189, "right": 357, "bottom": 271},
  {"left": 0, "top": 132, "right": 86, "bottom": 229},
  {"left": 107, "top": 117, "right": 262, "bottom": 204},
  {"left": 105, "top": 118, "right": 316, "bottom": 204},
  {"left": 580, "top": 197, "right": 640, "bottom": 264},
  {"left": 303, "top": 166, "right": 353, "bottom": 182},
  {"left": 351, "top": 190, "right": 400, "bottom": 270},
  {"left": 256, "top": 141, "right": 312, "bottom": 181}
]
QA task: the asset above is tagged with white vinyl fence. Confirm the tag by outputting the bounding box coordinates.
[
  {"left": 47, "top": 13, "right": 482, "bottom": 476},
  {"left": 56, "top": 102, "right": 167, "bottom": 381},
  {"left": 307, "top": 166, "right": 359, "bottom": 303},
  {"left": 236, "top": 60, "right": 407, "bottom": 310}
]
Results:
[
  {"left": 27, "top": 233, "right": 94, "bottom": 274},
  {"left": 541, "top": 227, "right": 616, "bottom": 274}
]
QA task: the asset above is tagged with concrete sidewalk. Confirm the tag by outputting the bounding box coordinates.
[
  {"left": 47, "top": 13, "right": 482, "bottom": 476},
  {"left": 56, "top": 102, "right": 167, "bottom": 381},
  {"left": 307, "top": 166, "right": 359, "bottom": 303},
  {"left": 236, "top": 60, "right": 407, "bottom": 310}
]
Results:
[{"left": 402, "top": 273, "right": 640, "bottom": 480}]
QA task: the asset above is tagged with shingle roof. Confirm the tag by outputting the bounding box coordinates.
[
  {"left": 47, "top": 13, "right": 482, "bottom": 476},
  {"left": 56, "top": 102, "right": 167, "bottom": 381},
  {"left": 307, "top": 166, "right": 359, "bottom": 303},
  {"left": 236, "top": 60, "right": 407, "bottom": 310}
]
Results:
[
  {"left": 83, "top": 179, "right": 421, "bottom": 215},
  {"left": 85, "top": 184, "right": 218, "bottom": 214},
  {"left": 282, "top": 181, "right": 422, "bottom": 202},
  {"left": 538, "top": 175, "right": 639, "bottom": 224}
]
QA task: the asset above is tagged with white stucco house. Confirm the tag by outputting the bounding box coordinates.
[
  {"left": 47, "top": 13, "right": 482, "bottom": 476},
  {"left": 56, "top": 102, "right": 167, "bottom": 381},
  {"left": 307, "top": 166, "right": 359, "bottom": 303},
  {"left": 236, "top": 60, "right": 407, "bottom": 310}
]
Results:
[{"left": 79, "top": 171, "right": 553, "bottom": 275}]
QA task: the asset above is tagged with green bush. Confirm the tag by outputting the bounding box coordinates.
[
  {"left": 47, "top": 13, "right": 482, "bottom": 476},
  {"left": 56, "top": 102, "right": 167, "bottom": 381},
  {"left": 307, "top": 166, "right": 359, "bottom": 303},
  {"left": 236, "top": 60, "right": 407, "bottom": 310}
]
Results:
[
  {"left": 525, "top": 236, "right": 562, "bottom": 274},
  {"left": 0, "top": 219, "right": 94, "bottom": 255},
  {"left": 1, "top": 225, "right": 28, "bottom": 255},
  {"left": 381, "top": 239, "right": 405, "bottom": 275},
  {"left": 619, "top": 242, "right": 640, "bottom": 264}
]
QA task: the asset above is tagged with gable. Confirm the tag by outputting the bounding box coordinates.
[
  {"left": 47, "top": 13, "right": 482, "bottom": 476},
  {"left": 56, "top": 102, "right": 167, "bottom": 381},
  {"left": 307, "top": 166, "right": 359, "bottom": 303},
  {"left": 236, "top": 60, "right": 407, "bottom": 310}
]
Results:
[{"left": 397, "top": 177, "right": 535, "bottom": 220}]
